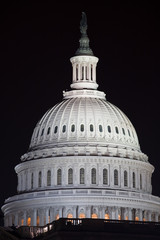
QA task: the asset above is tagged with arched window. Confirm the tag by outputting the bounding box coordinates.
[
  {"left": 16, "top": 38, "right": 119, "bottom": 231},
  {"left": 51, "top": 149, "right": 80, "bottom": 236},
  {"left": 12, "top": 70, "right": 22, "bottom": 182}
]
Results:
[
  {"left": 41, "top": 128, "right": 44, "bottom": 136},
  {"left": 105, "top": 214, "right": 110, "bottom": 220},
  {"left": 107, "top": 125, "right": 111, "bottom": 133},
  {"left": 128, "top": 129, "right": 131, "bottom": 137},
  {"left": 47, "top": 170, "right": 51, "bottom": 186},
  {"left": 62, "top": 125, "right": 66, "bottom": 133},
  {"left": 91, "top": 168, "right": 96, "bottom": 184},
  {"left": 71, "top": 124, "right": 75, "bottom": 132},
  {"left": 103, "top": 169, "right": 108, "bottom": 185},
  {"left": 68, "top": 168, "right": 73, "bottom": 184},
  {"left": 47, "top": 127, "right": 50, "bottom": 135},
  {"left": 99, "top": 124, "right": 103, "bottom": 132},
  {"left": 122, "top": 128, "right": 125, "bottom": 135},
  {"left": 90, "top": 124, "right": 94, "bottom": 132},
  {"left": 140, "top": 174, "right": 142, "bottom": 190},
  {"left": 79, "top": 213, "right": 85, "bottom": 218},
  {"left": 80, "top": 168, "right": 85, "bottom": 184},
  {"left": 133, "top": 172, "right": 136, "bottom": 188},
  {"left": 54, "top": 126, "right": 58, "bottom": 134},
  {"left": 27, "top": 217, "right": 31, "bottom": 226},
  {"left": 67, "top": 213, "right": 73, "bottom": 219},
  {"left": 31, "top": 173, "right": 33, "bottom": 189},
  {"left": 80, "top": 124, "right": 84, "bottom": 132},
  {"left": 38, "top": 171, "right": 42, "bottom": 187},
  {"left": 124, "top": 170, "right": 128, "bottom": 187},
  {"left": 114, "top": 169, "right": 118, "bottom": 185},
  {"left": 115, "top": 126, "right": 119, "bottom": 134},
  {"left": 92, "top": 213, "right": 98, "bottom": 219},
  {"left": 57, "top": 169, "right": 62, "bottom": 185}
]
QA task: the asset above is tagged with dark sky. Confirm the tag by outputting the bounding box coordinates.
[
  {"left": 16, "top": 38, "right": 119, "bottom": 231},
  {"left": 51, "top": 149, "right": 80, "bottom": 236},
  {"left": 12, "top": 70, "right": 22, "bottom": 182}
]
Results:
[{"left": 1, "top": 1, "right": 160, "bottom": 218}]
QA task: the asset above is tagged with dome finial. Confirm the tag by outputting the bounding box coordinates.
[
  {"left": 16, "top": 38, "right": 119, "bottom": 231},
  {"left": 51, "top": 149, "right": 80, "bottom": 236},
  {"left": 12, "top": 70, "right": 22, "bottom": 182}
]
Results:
[{"left": 75, "top": 12, "right": 94, "bottom": 56}]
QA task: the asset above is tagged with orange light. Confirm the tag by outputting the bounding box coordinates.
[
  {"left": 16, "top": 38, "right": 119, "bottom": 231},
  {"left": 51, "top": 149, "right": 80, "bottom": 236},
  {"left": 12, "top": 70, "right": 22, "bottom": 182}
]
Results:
[
  {"left": 105, "top": 214, "right": 110, "bottom": 220},
  {"left": 27, "top": 217, "right": 31, "bottom": 226},
  {"left": 92, "top": 213, "right": 98, "bottom": 219},
  {"left": 79, "top": 213, "right": 85, "bottom": 219}
]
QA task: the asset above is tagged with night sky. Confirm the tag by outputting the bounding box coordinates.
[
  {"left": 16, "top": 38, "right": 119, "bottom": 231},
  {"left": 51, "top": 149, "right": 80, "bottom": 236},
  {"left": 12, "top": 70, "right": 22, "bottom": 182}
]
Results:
[{"left": 1, "top": 1, "right": 160, "bottom": 221}]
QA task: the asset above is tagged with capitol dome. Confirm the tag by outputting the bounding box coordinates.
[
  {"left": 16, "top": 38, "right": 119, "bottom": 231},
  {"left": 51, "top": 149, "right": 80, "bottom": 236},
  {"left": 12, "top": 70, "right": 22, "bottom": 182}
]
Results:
[{"left": 2, "top": 12, "right": 160, "bottom": 227}]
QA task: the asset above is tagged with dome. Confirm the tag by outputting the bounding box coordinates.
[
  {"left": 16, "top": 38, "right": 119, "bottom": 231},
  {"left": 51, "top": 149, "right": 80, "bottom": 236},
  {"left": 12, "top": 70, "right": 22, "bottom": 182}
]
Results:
[{"left": 26, "top": 92, "right": 144, "bottom": 162}]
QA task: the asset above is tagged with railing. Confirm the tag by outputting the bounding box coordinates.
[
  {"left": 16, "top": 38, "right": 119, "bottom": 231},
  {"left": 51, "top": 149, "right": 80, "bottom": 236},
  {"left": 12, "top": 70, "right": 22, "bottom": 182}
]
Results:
[{"left": 16, "top": 218, "right": 160, "bottom": 239}]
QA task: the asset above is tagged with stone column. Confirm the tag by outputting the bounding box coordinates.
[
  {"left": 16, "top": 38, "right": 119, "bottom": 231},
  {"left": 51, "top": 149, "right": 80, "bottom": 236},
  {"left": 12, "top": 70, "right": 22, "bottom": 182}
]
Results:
[
  {"left": 155, "top": 213, "right": 159, "bottom": 222},
  {"left": 15, "top": 213, "right": 18, "bottom": 226},
  {"left": 59, "top": 207, "right": 63, "bottom": 218},
  {"left": 111, "top": 207, "right": 116, "bottom": 219},
  {"left": 115, "top": 207, "right": 119, "bottom": 220},
  {"left": 148, "top": 211, "right": 152, "bottom": 221},
  {"left": 128, "top": 208, "right": 132, "bottom": 220},
  {"left": 33, "top": 209, "right": 37, "bottom": 226},
  {"left": 139, "top": 209, "right": 142, "bottom": 221},
  {"left": 23, "top": 211, "right": 27, "bottom": 226},
  {"left": 86, "top": 206, "right": 91, "bottom": 218},
  {"left": 46, "top": 208, "right": 49, "bottom": 224}
]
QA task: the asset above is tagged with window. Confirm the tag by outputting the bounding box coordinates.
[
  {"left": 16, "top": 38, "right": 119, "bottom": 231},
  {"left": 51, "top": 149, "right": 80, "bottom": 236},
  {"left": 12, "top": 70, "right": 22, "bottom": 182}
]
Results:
[
  {"left": 124, "top": 170, "right": 128, "bottom": 187},
  {"left": 128, "top": 129, "right": 131, "bottom": 137},
  {"left": 79, "top": 213, "right": 85, "bottom": 218},
  {"left": 115, "top": 126, "right": 119, "bottom": 134},
  {"left": 103, "top": 169, "right": 108, "bottom": 185},
  {"left": 31, "top": 173, "right": 33, "bottom": 189},
  {"left": 38, "top": 171, "right": 42, "bottom": 187},
  {"left": 71, "top": 124, "right": 75, "bottom": 132},
  {"left": 47, "top": 170, "right": 51, "bottom": 186},
  {"left": 105, "top": 214, "right": 110, "bottom": 220},
  {"left": 80, "top": 124, "right": 84, "bottom": 132},
  {"left": 122, "top": 128, "right": 125, "bottom": 135},
  {"left": 90, "top": 124, "right": 94, "bottom": 132},
  {"left": 114, "top": 169, "right": 118, "bottom": 185},
  {"left": 41, "top": 128, "right": 44, "bottom": 136},
  {"left": 54, "top": 126, "right": 58, "bottom": 134},
  {"left": 27, "top": 217, "right": 31, "bottom": 226},
  {"left": 91, "top": 168, "right": 96, "bottom": 184},
  {"left": 62, "top": 125, "right": 66, "bottom": 133},
  {"left": 36, "top": 129, "right": 39, "bottom": 138},
  {"left": 99, "top": 125, "right": 103, "bottom": 132},
  {"left": 140, "top": 174, "right": 142, "bottom": 189},
  {"left": 91, "top": 64, "right": 93, "bottom": 80},
  {"left": 80, "top": 168, "right": 85, "bottom": 184},
  {"left": 68, "top": 168, "right": 73, "bottom": 184},
  {"left": 57, "top": 169, "right": 62, "bottom": 185},
  {"left": 133, "top": 172, "right": 136, "bottom": 188},
  {"left": 47, "top": 127, "right": 50, "bottom": 135},
  {"left": 92, "top": 213, "right": 98, "bottom": 219},
  {"left": 107, "top": 125, "right": 111, "bottom": 133}
]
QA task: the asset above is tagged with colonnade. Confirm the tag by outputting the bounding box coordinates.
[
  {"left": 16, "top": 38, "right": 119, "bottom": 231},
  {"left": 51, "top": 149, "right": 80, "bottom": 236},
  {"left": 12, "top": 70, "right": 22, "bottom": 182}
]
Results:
[{"left": 5, "top": 206, "right": 160, "bottom": 227}]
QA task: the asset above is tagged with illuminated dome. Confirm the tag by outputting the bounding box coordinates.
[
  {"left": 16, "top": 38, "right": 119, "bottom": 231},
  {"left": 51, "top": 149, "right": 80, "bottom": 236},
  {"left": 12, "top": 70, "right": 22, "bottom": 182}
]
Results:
[
  {"left": 2, "top": 12, "right": 160, "bottom": 227},
  {"left": 26, "top": 93, "right": 146, "bottom": 162}
]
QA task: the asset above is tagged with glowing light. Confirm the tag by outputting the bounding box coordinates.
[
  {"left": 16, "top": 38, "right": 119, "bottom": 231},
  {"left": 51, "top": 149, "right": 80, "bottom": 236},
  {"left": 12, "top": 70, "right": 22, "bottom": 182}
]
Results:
[
  {"left": 79, "top": 213, "right": 85, "bottom": 218},
  {"left": 118, "top": 214, "right": 121, "bottom": 220},
  {"left": 37, "top": 216, "right": 40, "bottom": 226},
  {"left": 135, "top": 216, "right": 139, "bottom": 221},
  {"left": 105, "top": 214, "right": 110, "bottom": 219},
  {"left": 27, "top": 217, "right": 31, "bottom": 226},
  {"left": 125, "top": 216, "right": 128, "bottom": 220},
  {"left": 92, "top": 213, "right": 98, "bottom": 219},
  {"left": 55, "top": 214, "right": 59, "bottom": 220},
  {"left": 67, "top": 213, "right": 73, "bottom": 218}
]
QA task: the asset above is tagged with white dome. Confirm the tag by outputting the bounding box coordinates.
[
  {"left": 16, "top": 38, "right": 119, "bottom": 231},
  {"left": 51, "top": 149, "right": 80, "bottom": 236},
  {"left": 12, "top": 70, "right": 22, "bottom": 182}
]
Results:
[{"left": 27, "top": 93, "right": 142, "bottom": 160}]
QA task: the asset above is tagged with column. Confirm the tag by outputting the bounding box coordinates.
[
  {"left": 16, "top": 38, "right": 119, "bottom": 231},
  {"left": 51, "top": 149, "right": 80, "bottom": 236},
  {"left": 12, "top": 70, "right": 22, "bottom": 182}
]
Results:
[
  {"left": 33, "top": 209, "right": 37, "bottom": 226},
  {"left": 111, "top": 207, "right": 116, "bottom": 219},
  {"left": 15, "top": 213, "right": 18, "bottom": 226},
  {"left": 23, "top": 211, "right": 27, "bottom": 226},
  {"left": 59, "top": 207, "right": 63, "bottom": 218},
  {"left": 128, "top": 208, "right": 132, "bottom": 220},
  {"left": 115, "top": 207, "right": 119, "bottom": 220},
  {"left": 139, "top": 209, "right": 142, "bottom": 221},
  {"left": 73, "top": 206, "right": 77, "bottom": 218},
  {"left": 46, "top": 208, "right": 49, "bottom": 224},
  {"left": 148, "top": 211, "right": 151, "bottom": 221},
  {"left": 86, "top": 206, "right": 91, "bottom": 218},
  {"left": 155, "top": 213, "right": 159, "bottom": 222}
]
